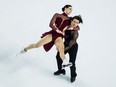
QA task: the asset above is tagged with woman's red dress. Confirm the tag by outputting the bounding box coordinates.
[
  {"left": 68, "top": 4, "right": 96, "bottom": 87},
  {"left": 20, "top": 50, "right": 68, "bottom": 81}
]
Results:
[{"left": 41, "top": 13, "right": 70, "bottom": 52}]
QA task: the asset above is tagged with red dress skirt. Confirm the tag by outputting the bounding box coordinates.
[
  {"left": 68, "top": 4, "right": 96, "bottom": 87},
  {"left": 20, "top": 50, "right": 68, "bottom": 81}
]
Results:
[{"left": 41, "top": 30, "right": 64, "bottom": 52}]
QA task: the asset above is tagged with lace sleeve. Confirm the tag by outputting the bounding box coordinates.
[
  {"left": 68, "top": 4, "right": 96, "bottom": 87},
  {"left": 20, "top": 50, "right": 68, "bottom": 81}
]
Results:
[{"left": 49, "top": 13, "right": 58, "bottom": 31}]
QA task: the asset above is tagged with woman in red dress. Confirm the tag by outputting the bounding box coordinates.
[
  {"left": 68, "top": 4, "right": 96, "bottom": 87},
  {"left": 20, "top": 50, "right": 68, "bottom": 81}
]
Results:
[{"left": 20, "top": 5, "right": 74, "bottom": 67}]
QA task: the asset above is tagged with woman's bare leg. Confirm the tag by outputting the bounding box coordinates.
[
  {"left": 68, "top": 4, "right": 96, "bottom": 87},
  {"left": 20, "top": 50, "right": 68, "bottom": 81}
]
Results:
[
  {"left": 24, "top": 34, "right": 52, "bottom": 51},
  {"left": 54, "top": 37, "right": 72, "bottom": 67},
  {"left": 54, "top": 37, "right": 65, "bottom": 61}
]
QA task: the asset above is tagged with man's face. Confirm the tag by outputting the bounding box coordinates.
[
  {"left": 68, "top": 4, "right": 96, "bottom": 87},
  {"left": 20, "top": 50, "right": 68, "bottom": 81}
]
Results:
[{"left": 71, "top": 19, "right": 79, "bottom": 28}]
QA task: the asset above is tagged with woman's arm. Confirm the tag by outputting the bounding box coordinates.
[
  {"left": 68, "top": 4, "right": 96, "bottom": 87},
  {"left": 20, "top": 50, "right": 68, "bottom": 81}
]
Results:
[
  {"left": 49, "top": 13, "right": 59, "bottom": 31},
  {"left": 63, "top": 26, "right": 68, "bottom": 32},
  {"left": 49, "top": 13, "right": 64, "bottom": 35}
]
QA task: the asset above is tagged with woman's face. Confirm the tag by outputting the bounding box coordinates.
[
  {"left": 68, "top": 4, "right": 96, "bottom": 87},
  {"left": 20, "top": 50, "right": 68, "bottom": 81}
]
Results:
[
  {"left": 65, "top": 7, "right": 72, "bottom": 15},
  {"left": 71, "top": 19, "right": 79, "bottom": 28}
]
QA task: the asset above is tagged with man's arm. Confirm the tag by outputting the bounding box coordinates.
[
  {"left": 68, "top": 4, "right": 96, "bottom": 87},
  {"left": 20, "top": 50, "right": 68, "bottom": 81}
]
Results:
[{"left": 65, "top": 30, "right": 79, "bottom": 51}]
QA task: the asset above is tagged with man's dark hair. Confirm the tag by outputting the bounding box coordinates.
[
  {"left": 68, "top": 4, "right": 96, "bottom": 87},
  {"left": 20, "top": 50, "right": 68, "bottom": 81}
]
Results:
[
  {"left": 62, "top": 5, "right": 72, "bottom": 12},
  {"left": 71, "top": 15, "right": 83, "bottom": 23}
]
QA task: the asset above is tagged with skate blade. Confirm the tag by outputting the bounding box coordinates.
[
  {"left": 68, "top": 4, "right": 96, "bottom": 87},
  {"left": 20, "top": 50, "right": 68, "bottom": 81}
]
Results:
[{"left": 62, "top": 63, "right": 72, "bottom": 68}]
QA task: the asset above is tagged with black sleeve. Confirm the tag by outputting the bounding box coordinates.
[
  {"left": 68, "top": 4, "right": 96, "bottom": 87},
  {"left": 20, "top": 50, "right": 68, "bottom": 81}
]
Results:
[{"left": 65, "top": 30, "right": 79, "bottom": 51}]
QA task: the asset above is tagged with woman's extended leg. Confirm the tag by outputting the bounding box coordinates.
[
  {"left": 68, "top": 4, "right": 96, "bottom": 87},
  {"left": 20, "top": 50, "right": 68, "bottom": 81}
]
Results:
[{"left": 24, "top": 34, "right": 52, "bottom": 51}]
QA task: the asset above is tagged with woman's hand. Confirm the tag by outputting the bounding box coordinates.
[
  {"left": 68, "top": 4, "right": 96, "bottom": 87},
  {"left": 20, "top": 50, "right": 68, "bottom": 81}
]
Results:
[
  {"left": 63, "top": 26, "right": 68, "bottom": 31},
  {"left": 56, "top": 29, "right": 64, "bottom": 36}
]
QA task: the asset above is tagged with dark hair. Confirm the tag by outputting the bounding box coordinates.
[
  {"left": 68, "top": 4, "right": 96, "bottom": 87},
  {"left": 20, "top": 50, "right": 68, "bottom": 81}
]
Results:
[
  {"left": 71, "top": 15, "right": 83, "bottom": 23},
  {"left": 62, "top": 5, "right": 72, "bottom": 12}
]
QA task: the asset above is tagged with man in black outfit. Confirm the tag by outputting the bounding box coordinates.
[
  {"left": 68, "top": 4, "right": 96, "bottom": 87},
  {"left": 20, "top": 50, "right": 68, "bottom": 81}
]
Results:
[{"left": 54, "top": 15, "right": 83, "bottom": 83}]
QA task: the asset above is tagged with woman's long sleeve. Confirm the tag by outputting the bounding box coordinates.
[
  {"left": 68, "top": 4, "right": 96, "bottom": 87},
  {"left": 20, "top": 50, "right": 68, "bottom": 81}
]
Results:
[{"left": 49, "top": 13, "right": 58, "bottom": 31}]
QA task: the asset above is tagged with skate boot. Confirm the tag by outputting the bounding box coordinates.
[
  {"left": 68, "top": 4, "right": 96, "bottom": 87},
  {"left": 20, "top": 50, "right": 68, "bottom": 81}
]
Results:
[
  {"left": 62, "top": 59, "right": 72, "bottom": 68},
  {"left": 54, "top": 69, "right": 66, "bottom": 75},
  {"left": 16, "top": 48, "right": 27, "bottom": 56}
]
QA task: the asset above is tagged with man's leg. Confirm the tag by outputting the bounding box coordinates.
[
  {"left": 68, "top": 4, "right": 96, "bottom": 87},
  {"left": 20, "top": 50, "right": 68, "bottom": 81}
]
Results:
[
  {"left": 54, "top": 43, "right": 68, "bottom": 75},
  {"left": 54, "top": 52, "right": 65, "bottom": 75},
  {"left": 56, "top": 52, "right": 63, "bottom": 71},
  {"left": 69, "top": 43, "right": 78, "bottom": 82}
]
